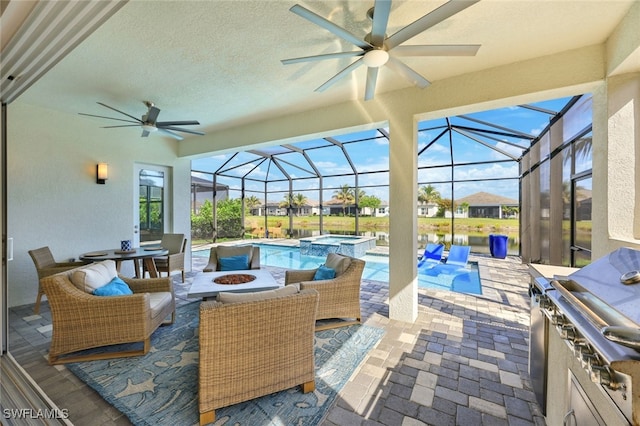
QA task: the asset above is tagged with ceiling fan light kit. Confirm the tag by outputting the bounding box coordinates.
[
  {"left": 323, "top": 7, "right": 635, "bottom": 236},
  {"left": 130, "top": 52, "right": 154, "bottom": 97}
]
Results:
[
  {"left": 363, "top": 49, "right": 389, "bottom": 68},
  {"left": 282, "top": 0, "right": 481, "bottom": 101}
]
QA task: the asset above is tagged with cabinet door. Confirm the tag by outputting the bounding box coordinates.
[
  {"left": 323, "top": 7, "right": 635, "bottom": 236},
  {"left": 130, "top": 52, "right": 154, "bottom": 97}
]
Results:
[{"left": 565, "top": 372, "right": 605, "bottom": 426}]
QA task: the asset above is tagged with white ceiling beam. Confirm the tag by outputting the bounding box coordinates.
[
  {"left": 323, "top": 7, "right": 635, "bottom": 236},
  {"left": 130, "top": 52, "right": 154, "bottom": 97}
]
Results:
[{"left": 1, "top": 0, "right": 127, "bottom": 104}]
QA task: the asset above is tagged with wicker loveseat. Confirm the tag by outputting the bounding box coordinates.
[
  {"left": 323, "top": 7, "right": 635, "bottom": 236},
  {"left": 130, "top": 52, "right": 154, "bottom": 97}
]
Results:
[
  {"left": 285, "top": 252, "right": 365, "bottom": 330},
  {"left": 198, "top": 286, "right": 319, "bottom": 425},
  {"left": 40, "top": 260, "right": 175, "bottom": 365}
]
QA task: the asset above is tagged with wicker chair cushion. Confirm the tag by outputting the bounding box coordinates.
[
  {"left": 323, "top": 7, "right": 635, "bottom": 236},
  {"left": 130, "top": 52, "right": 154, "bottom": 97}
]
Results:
[
  {"left": 216, "top": 246, "right": 255, "bottom": 263},
  {"left": 216, "top": 284, "right": 297, "bottom": 304},
  {"left": 71, "top": 260, "right": 118, "bottom": 293},
  {"left": 148, "top": 292, "right": 174, "bottom": 319},
  {"left": 325, "top": 253, "right": 352, "bottom": 277}
]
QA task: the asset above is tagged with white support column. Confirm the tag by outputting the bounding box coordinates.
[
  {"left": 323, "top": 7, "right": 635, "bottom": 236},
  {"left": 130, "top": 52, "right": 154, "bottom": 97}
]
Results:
[
  {"left": 592, "top": 73, "right": 640, "bottom": 258},
  {"left": 388, "top": 114, "right": 418, "bottom": 323}
]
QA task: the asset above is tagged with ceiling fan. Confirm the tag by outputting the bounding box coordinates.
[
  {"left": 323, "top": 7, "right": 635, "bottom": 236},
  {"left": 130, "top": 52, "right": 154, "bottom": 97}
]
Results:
[
  {"left": 79, "top": 101, "right": 205, "bottom": 140},
  {"left": 282, "top": 0, "right": 481, "bottom": 101}
]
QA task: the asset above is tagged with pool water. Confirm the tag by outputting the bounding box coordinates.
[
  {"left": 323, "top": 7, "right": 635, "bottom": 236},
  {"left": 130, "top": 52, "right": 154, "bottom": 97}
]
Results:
[{"left": 193, "top": 244, "right": 482, "bottom": 295}]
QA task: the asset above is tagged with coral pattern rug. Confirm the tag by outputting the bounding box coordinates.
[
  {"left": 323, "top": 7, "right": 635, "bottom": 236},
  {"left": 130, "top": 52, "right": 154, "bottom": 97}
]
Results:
[{"left": 66, "top": 301, "right": 384, "bottom": 425}]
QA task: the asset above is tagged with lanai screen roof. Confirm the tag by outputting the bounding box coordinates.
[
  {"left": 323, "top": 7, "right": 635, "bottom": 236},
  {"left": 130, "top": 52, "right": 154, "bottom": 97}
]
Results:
[{"left": 192, "top": 95, "right": 581, "bottom": 203}]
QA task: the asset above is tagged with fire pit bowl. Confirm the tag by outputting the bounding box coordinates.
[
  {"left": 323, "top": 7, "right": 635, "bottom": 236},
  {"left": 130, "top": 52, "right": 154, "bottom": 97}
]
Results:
[{"left": 213, "top": 274, "right": 257, "bottom": 285}]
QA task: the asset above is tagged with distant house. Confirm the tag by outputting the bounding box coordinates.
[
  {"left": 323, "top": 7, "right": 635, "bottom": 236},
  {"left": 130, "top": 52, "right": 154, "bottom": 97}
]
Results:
[
  {"left": 575, "top": 188, "right": 592, "bottom": 221},
  {"left": 454, "top": 192, "right": 519, "bottom": 219},
  {"left": 252, "top": 200, "right": 323, "bottom": 216},
  {"left": 375, "top": 202, "right": 389, "bottom": 217},
  {"left": 417, "top": 202, "right": 438, "bottom": 217},
  {"left": 253, "top": 198, "right": 388, "bottom": 217}
]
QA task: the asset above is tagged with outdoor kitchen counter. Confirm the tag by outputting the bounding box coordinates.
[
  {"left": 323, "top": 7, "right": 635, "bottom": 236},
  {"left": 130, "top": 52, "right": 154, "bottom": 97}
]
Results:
[
  {"left": 529, "top": 251, "right": 640, "bottom": 426},
  {"left": 528, "top": 263, "right": 579, "bottom": 281}
]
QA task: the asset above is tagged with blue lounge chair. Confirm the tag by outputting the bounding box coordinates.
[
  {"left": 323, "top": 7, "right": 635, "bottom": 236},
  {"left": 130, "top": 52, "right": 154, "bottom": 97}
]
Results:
[
  {"left": 446, "top": 245, "right": 471, "bottom": 267},
  {"left": 418, "top": 243, "right": 444, "bottom": 269}
]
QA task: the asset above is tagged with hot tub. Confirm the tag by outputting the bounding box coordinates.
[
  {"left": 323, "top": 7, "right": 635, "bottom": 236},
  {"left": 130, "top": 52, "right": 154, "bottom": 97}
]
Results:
[{"left": 299, "top": 235, "right": 376, "bottom": 258}]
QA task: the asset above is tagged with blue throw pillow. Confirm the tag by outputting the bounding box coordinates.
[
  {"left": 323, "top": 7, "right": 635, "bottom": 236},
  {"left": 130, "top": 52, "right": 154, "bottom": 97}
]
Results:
[
  {"left": 219, "top": 254, "right": 250, "bottom": 271},
  {"left": 313, "top": 265, "right": 336, "bottom": 280},
  {"left": 93, "top": 276, "right": 133, "bottom": 296}
]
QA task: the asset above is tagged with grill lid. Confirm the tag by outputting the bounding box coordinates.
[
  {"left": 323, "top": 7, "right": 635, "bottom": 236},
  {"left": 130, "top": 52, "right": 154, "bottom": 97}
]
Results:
[{"left": 566, "top": 247, "right": 640, "bottom": 326}]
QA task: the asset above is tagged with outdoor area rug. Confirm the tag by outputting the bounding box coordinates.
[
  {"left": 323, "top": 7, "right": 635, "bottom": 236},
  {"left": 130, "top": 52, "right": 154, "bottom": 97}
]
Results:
[{"left": 66, "top": 301, "right": 384, "bottom": 425}]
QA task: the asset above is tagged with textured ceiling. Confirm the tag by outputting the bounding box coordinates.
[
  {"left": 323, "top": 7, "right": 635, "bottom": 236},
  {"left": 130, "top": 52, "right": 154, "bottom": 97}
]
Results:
[{"left": 7, "top": 0, "right": 639, "bottom": 139}]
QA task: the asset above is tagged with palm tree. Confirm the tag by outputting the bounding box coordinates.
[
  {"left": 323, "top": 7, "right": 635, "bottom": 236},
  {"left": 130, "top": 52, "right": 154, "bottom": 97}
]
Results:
[
  {"left": 418, "top": 185, "right": 441, "bottom": 205},
  {"left": 293, "top": 193, "right": 308, "bottom": 216},
  {"left": 460, "top": 202, "right": 469, "bottom": 217},
  {"left": 244, "top": 195, "right": 261, "bottom": 214},
  {"left": 279, "top": 193, "right": 293, "bottom": 210},
  {"left": 333, "top": 184, "right": 354, "bottom": 216}
]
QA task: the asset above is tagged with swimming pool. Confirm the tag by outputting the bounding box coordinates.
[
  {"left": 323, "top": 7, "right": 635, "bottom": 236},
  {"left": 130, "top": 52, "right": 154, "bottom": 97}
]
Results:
[{"left": 194, "top": 244, "right": 482, "bottom": 295}]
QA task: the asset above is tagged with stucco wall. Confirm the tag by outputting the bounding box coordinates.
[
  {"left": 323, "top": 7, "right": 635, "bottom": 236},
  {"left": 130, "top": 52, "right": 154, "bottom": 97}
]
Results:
[{"left": 7, "top": 102, "right": 192, "bottom": 307}]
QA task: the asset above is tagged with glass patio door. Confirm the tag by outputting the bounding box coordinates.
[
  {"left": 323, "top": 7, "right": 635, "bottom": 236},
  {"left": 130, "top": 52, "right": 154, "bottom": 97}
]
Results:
[{"left": 134, "top": 164, "right": 171, "bottom": 246}]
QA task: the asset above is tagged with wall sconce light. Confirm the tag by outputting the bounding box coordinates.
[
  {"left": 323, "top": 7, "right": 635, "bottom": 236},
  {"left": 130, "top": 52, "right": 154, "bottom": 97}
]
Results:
[{"left": 96, "top": 163, "right": 108, "bottom": 184}]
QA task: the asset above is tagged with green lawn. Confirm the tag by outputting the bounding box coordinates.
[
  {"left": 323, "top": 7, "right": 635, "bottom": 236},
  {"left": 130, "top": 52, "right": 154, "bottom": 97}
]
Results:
[{"left": 243, "top": 215, "right": 519, "bottom": 235}]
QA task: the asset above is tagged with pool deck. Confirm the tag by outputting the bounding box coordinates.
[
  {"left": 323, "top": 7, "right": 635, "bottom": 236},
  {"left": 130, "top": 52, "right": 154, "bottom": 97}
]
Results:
[{"left": 8, "top": 250, "right": 541, "bottom": 425}]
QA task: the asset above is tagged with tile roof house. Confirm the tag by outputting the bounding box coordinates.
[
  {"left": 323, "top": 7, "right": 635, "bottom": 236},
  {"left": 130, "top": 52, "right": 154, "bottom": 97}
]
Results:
[{"left": 455, "top": 191, "right": 519, "bottom": 219}]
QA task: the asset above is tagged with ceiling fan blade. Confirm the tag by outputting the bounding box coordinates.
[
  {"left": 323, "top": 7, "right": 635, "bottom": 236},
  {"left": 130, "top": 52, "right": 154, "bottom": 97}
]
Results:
[
  {"left": 290, "top": 4, "right": 372, "bottom": 50},
  {"left": 158, "top": 125, "right": 205, "bottom": 136},
  {"left": 364, "top": 67, "right": 379, "bottom": 101},
  {"left": 315, "top": 58, "right": 365, "bottom": 92},
  {"left": 96, "top": 102, "right": 143, "bottom": 123},
  {"left": 386, "top": 57, "right": 431, "bottom": 88},
  {"left": 157, "top": 128, "right": 184, "bottom": 140},
  {"left": 385, "top": 0, "right": 480, "bottom": 50},
  {"left": 370, "top": 0, "right": 392, "bottom": 47},
  {"left": 145, "top": 105, "right": 161, "bottom": 124},
  {"left": 156, "top": 120, "right": 201, "bottom": 126},
  {"left": 101, "top": 125, "right": 141, "bottom": 128},
  {"left": 282, "top": 51, "right": 364, "bottom": 65},
  {"left": 78, "top": 112, "right": 140, "bottom": 124},
  {"left": 392, "top": 44, "right": 481, "bottom": 57}
]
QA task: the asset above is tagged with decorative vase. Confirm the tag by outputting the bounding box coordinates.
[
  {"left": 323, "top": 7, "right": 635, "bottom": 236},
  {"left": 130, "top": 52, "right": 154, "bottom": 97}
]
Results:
[{"left": 120, "top": 240, "right": 132, "bottom": 251}]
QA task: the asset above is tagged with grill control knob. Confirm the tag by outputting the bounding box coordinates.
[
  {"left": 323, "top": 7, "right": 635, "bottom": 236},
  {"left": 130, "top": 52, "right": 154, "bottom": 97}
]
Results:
[
  {"left": 582, "top": 352, "right": 599, "bottom": 367},
  {"left": 570, "top": 339, "right": 587, "bottom": 355},
  {"left": 590, "top": 365, "right": 616, "bottom": 389},
  {"left": 551, "top": 314, "right": 565, "bottom": 326},
  {"left": 539, "top": 295, "right": 552, "bottom": 310},
  {"left": 561, "top": 325, "right": 577, "bottom": 341}
]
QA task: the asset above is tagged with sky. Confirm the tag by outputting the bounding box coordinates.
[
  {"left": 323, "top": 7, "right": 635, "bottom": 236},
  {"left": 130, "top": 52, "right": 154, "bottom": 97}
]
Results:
[{"left": 191, "top": 96, "right": 575, "bottom": 204}]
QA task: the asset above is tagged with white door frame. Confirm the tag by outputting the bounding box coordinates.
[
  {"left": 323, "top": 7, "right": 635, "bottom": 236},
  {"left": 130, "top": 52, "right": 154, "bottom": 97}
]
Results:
[{"left": 134, "top": 163, "right": 172, "bottom": 247}]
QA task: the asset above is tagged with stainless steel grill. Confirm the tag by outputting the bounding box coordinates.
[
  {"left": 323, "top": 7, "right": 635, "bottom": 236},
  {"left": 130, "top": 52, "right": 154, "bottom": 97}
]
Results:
[{"left": 530, "top": 248, "right": 640, "bottom": 425}]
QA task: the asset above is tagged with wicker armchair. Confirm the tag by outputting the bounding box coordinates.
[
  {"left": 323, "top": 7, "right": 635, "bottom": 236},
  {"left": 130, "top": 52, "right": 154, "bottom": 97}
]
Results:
[
  {"left": 202, "top": 245, "right": 260, "bottom": 272},
  {"left": 40, "top": 264, "right": 175, "bottom": 365},
  {"left": 198, "top": 288, "right": 319, "bottom": 425},
  {"left": 152, "top": 234, "right": 187, "bottom": 282},
  {"left": 285, "top": 253, "right": 365, "bottom": 330},
  {"left": 28, "top": 246, "right": 86, "bottom": 314}
]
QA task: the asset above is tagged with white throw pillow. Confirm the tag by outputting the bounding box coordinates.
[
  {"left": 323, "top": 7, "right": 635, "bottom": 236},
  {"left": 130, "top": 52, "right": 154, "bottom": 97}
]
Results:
[
  {"left": 216, "top": 284, "right": 297, "bottom": 304},
  {"left": 71, "top": 260, "right": 118, "bottom": 293}
]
